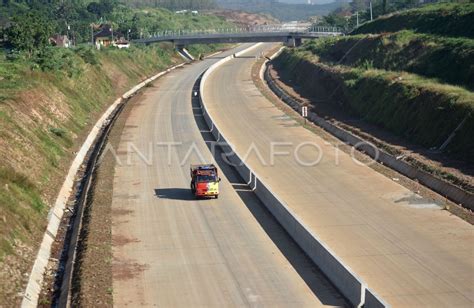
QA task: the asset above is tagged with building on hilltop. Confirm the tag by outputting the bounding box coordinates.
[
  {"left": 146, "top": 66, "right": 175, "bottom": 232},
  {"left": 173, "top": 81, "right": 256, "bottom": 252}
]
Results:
[
  {"left": 93, "top": 24, "right": 129, "bottom": 49},
  {"left": 49, "top": 34, "right": 71, "bottom": 48}
]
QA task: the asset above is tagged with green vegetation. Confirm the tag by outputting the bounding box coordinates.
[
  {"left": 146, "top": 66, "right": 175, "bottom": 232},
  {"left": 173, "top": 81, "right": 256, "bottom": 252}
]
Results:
[
  {"left": 273, "top": 2, "right": 474, "bottom": 166},
  {"left": 352, "top": 3, "right": 474, "bottom": 38},
  {"left": 127, "top": 0, "right": 216, "bottom": 10},
  {"left": 109, "top": 6, "right": 231, "bottom": 38},
  {"left": 0, "top": 165, "right": 46, "bottom": 261},
  {"left": 312, "top": 1, "right": 473, "bottom": 34},
  {"left": 216, "top": 0, "right": 343, "bottom": 21},
  {"left": 0, "top": 1, "right": 231, "bottom": 47},
  {"left": 4, "top": 11, "right": 54, "bottom": 55},
  {"left": 312, "top": 0, "right": 442, "bottom": 31},
  {"left": 274, "top": 49, "right": 474, "bottom": 162},
  {"left": 302, "top": 31, "right": 474, "bottom": 90},
  {"left": 0, "top": 1, "right": 232, "bottom": 96},
  {"left": 0, "top": 43, "right": 178, "bottom": 259}
]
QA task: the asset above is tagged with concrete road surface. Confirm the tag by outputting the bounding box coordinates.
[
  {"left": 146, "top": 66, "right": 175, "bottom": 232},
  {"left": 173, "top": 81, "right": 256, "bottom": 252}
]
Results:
[
  {"left": 202, "top": 43, "right": 474, "bottom": 307},
  {"left": 111, "top": 45, "right": 347, "bottom": 307}
]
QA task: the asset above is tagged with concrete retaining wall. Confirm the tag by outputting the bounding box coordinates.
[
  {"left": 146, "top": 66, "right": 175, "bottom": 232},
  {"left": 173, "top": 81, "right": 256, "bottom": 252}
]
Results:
[
  {"left": 199, "top": 44, "right": 389, "bottom": 307},
  {"left": 21, "top": 62, "right": 187, "bottom": 308},
  {"left": 264, "top": 65, "right": 474, "bottom": 210}
]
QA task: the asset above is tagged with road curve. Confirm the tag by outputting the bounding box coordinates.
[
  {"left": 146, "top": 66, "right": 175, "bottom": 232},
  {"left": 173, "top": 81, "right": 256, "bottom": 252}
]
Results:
[
  {"left": 202, "top": 43, "right": 474, "bottom": 307},
  {"left": 110, "top": 45, "right": 346, "bottom": 307}
]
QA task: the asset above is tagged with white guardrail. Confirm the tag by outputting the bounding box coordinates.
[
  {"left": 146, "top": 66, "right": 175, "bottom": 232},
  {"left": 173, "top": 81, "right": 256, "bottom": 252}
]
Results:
[
  {"left": 140, "top": 25, "right": 342, "bottom": 39},
  {"left": 199, "top": 44, "right": 389, "bottom": 308},
  {"left": 21, "top": 62, "right": 188, "bottom": 307}
]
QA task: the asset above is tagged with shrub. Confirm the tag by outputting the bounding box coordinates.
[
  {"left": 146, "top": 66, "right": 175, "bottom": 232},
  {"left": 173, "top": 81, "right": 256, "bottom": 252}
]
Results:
[
  {"left": 49, "top": 127, "right": 67, "bottom": 138},
  {"left": 33, "top": 47, "right": 83, "bottom": 77},
  {"left": 75, "top": 46, "right": 100, "bottom": 66},
  {"left": 301, "top": 31, "right": 474, "bottom": 90},
  {"left": 4, "top": 11, "right": 54, "bottom": 56},
  {"left": 273, "top": 49, "right": 474, "bottom": 163}
]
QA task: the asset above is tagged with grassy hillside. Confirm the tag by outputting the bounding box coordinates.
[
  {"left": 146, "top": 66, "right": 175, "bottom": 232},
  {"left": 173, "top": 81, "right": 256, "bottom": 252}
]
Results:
[
  {"left": 272, "top": 3, "right": 474, "bottom": 167},
  {"left": 0, "top": 43, "right": 183, "bottom": 303},
  {"left": 302, "top": 31, "right": 474, "bottom": 90},
  {"left": 352, "top": 3, "right": 474, "bottom": 38},
  {"left": 274, "top": 49, "right": 474, "bottom": 162}
]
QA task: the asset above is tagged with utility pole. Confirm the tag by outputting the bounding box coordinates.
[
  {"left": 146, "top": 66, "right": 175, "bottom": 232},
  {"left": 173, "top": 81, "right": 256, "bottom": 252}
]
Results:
[
  {"left": 67, "top": 24, "right": 71, "bottom": 47},
  {"left": 356, "top": 11, "right": 359, "bottom": 27},
  {"left": 370, "top": 1, "right": 373, "bottom": 21}
]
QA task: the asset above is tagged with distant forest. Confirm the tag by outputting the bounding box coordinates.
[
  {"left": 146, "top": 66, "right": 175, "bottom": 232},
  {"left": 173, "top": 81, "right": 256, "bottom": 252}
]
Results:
[
  {"left": 125, "top": 0, "right": 216, "bottom": 9},
  {"left": 0, "top": 0, "right": 344, "bottom": 21},
  {"left": 1, "top": 0, "right": 217, "bottom": 10},
  {"left": 0, "top": 0, "right": 230, "bottom": 50},
  {"left": 216, "top": 0, "right": 343, "bottom": 20},
  {"left": 125, "top": 0, "right": 343, "bottom": 20}
]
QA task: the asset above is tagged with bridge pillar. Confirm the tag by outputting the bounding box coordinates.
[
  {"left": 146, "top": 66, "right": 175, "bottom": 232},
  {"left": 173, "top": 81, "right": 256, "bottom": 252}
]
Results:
[
  {"left": 285, "top": 37, "right": 296, "bottom": 48},
  {"left": 285, "top": 37, "right": 302, "bottom": 47}
]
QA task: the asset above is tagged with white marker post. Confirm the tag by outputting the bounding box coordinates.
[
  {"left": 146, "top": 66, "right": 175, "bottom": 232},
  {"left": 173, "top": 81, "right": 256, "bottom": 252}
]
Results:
[{"left": 302, "top": 105, "right": 308, "bottom": 125}]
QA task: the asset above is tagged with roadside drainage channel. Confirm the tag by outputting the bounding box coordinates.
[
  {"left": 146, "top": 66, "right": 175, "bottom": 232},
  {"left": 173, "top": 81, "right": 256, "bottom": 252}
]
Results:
[
  {"left": 262, "top": 61, "right": 473, "bottom": 210},
  {"left": 56, "top": 92, "right": 126, "bottom": 307},
  {"left": 21, "top": 62, "right": 187, "bottom": 308},
  {"left": 198, "top": 43, "right": 388, "bottom": 308}
]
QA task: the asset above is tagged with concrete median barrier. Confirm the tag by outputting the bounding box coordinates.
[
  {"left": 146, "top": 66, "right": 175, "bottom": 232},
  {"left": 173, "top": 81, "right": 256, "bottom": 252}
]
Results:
[
  {"left": 199, "top": 44, "right": 388, "bottom": 307},
  {"left": 365, "top": 288, "right": 389, "bottom": 308}
]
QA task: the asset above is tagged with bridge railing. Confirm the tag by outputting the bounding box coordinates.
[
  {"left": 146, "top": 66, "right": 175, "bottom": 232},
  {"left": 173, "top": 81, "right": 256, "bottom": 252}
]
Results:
[
  {"left": 308, "top": 26, "right": 343, "bottom": 33},
  {"left": 140, "top": 25, "right": 342, "bottom": 39}
]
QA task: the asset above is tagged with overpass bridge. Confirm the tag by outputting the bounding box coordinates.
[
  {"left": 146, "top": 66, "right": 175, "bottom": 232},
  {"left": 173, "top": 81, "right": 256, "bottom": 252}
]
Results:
[{"left": 133, "top": 25, "right": 343, "bottom": 47}]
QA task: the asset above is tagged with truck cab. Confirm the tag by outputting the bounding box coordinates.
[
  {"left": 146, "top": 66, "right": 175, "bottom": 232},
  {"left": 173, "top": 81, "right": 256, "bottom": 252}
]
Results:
[{"left": 190, "top": 164, "right": 220, "bottom": 199}]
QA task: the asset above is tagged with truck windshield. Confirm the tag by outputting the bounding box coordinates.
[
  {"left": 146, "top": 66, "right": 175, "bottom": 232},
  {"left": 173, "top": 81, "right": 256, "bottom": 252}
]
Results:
[{"left": 196, "top": 175, "right": 217, "bottom": 182}]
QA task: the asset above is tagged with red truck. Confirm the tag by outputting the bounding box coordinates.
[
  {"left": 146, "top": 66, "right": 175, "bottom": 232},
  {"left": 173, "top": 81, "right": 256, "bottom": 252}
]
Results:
[{"left": 190, "top": 164, "right": 220, "bottom": 199}]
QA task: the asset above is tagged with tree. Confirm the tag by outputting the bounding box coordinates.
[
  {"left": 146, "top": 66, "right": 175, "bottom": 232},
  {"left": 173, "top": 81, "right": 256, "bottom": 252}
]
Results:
[
  {"left": 323, "top": 12, "right": 349, "bottom": 29},
  {"left": 87, "top": 2, "right": 103, "bottom": 16},
  {"left": 5, "top": 12, "right": 54, "bottom": 56},
  {"left": 98, "top": 0, "right": 116, "bottom": 16},
  {"left": 87, "top": 0, "right": 117, "bottom": 18}
]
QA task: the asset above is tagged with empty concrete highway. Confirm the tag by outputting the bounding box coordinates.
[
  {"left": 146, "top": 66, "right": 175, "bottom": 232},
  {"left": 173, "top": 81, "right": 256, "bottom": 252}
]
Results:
[
  {"left": 202, "top": 43, "right": 474, "bottom": 307},
  {"left": 110, "top": 45, "right": 346, "bottom": 307}
]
